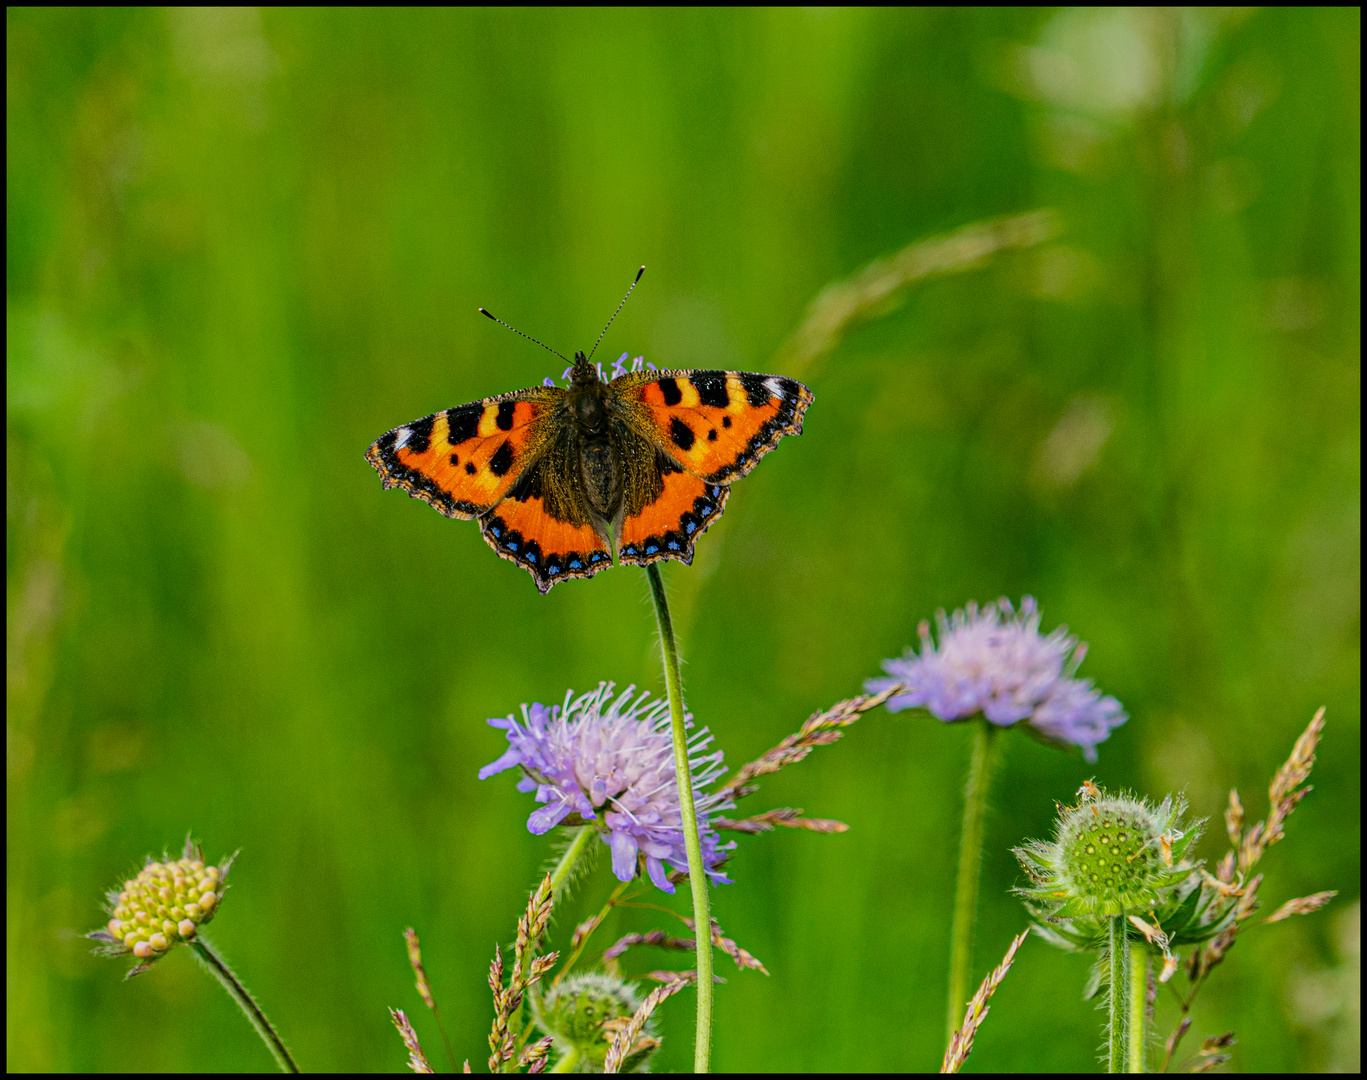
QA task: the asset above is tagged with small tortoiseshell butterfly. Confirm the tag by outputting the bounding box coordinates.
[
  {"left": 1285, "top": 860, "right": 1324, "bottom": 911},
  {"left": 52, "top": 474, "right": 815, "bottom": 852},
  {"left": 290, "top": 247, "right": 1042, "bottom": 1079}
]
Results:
[{"left": 365, "top": 269, "right": 813, "bottom": 593}]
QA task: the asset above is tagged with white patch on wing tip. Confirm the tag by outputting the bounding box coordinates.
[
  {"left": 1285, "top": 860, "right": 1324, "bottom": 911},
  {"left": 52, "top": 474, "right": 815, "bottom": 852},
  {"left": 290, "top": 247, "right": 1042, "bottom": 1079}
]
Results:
[
  {"left": 394, "top": 427, "right": 410, "bottom": 449},
  {"left": 764, "top": 377, "right": 784, "bottom": 400}
]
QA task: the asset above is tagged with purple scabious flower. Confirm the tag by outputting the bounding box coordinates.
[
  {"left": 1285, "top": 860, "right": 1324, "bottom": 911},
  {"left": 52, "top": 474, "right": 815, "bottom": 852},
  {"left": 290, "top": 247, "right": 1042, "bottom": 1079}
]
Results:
[
  {"left": 865, "top": 597, "right": 1127, "bottom": 762},
  {"left": 479, "top": 683, "right": 735, "bottom": 893}
]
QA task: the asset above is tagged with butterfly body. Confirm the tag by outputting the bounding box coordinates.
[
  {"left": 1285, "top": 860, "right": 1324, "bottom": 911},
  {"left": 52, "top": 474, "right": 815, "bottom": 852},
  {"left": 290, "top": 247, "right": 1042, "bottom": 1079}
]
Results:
[{"left": 367, "top": 349, "right": 812, "bottom": 593}]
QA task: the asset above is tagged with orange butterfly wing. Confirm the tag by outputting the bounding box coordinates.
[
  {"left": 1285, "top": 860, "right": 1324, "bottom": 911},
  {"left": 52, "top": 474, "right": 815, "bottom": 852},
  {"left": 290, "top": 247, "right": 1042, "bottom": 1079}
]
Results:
[
  {"left": 478, "top": 446, "right": 614, "bottom": 594},
  {"left": 618, "top": 457, "right": 730, "bottom": 567},
  {"left": 611, "top": 369, "right": 811, "bottom": 567},
  {"left": 613, "top": 370, "right": 813, "bottom": 484},
  {"left": 365, "top": 387, "right": 563, "bottom": 518}
]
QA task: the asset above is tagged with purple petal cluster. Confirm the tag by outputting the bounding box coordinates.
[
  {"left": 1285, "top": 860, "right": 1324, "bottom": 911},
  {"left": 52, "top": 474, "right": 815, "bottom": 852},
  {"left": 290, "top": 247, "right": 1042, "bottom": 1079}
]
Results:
[
  {"left": 479, "top": 683, "right": 734, "bottom": 893},
  {"left": 554, "top": 354, "right": 653, "bottom": 386},
  {"left": 865, "top": 597, "right": 1127, "bottom": 762}
]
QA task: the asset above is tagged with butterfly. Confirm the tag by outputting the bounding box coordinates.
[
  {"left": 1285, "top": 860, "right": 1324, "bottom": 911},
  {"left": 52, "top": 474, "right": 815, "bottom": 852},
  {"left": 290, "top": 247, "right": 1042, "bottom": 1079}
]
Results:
[{"left": 365, "top": 270, "right": 813, "bottom": 593}]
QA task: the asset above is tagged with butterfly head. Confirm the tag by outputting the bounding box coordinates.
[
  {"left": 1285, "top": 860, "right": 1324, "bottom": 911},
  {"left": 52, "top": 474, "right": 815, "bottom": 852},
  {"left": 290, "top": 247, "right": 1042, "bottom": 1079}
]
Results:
[
  {"left": 567, "top": 350, "right": 612, "bottom": 436},
  {"left": 569, "top": 350, "right": 600, "bottom": 387}
]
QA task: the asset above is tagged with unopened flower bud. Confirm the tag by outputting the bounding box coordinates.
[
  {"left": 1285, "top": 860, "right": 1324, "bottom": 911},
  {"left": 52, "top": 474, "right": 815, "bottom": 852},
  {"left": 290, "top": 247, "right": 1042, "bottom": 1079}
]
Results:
[
  {"left": 89, "top": 839, "right": 236, "bottom": 974},
  {"left": 1015, "top": 785, "right": 1244, "bottom": 969},
  {"left": 1016, "top": 789, "right": 1198, "bottom": 921},
  {"left": 532, "top": 972, "right": 658, "bottom": 1072}
]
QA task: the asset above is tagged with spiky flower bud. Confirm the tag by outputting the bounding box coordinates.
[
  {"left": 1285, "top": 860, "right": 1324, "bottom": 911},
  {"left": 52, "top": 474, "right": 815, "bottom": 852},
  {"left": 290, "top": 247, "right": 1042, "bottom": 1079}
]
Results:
[
  {"left": 1017, "top": 787, "right": 1197, "bottom": 921},
  {"left": 1015, "top": 785, "right": 1240, "bottom": 966},
  {"left": 532, "top": 972, "right": 658, "bottom": 1073},
  {"left": 88, "top": 838, "right": 235, "bottom": 975}
]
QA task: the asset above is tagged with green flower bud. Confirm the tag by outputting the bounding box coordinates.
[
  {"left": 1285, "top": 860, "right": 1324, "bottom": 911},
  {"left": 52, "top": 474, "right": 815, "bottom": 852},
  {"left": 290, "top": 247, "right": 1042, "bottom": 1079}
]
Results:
[
  {"left": 88, "top": 838, "right": 236, "bottom": 976},
  {"left": 1016, "top": 786, "right": 1198, "bottom": 920},
  {"left": 532, "top": 972, "right": 657, "bottom": 1072},
  {"left": 1014, "top": 784, "right": 1241, "bottom": 968}
]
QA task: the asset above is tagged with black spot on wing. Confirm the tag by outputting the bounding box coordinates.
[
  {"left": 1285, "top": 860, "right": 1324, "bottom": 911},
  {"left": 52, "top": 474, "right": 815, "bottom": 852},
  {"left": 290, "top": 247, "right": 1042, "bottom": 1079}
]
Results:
[
  {"left": 692, "top": 373, "right": 729, "bottom": 408},
  {"left": 465, "top": 462, "right": 476, "bottom": 475},
  {"left": 489, "top": 441, "right": 515, "bottom": 477},
  {"left": 407, "top": 415, "right": 435, "bottom": 454},
  {"left": 447, "top": 405, "right": 481, "bottom": 444},
  {"left": 670, "top": 417, "right": 695, "bottom": 451},
  {"left": 658, "top": 378, "right": 683, "bottom": 406},
  {"left": 450, "top": 453, "right": 460, "bottom": 466},
  {"left": 495, "top": 400, "right": 516, "bottom": 431},
  {"left": 699, "top": 374, "right": 812, "bottom": 484}
]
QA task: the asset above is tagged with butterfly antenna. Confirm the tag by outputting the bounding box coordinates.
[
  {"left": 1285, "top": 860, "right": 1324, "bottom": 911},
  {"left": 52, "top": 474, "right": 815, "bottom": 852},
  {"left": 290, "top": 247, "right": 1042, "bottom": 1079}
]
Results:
[
  {"left": 586, "top": 265, "right": 645, "bottom": 363},
  {"left": 477, "top": 308, "right": 570, "bottom": 363}
]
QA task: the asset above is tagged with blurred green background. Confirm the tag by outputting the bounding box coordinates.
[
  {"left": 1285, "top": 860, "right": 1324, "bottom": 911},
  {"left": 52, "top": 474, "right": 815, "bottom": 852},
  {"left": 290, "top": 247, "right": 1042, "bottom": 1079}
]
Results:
[{"left": 7, "top": 7, "right": 1359, "bottom": 1072}]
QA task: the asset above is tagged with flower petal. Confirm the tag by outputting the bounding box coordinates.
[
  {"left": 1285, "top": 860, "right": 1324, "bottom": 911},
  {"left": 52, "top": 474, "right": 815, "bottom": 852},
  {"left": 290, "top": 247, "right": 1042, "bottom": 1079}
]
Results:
[
  {"left": 478, "top": 747, "right": 523, "bottom": 779},
  {"left": 645, "top": 856, "right": 675, "bottom": 894},
  {"left": 528, "top": 801, "right": 574, "bottom": 835},
  {"left": 610, "top": 829, "right": 639, "bottom": 883}
]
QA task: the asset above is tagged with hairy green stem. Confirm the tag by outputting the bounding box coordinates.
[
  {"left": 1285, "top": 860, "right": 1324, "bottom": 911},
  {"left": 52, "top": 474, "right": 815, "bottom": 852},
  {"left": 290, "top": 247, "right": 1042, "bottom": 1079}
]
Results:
[
  {"left": 518, "top": 826, "right": 598, "bottom": 1058},
  {"left": 646, "top": 563, "right": 713, "bottom": 1073},
  {"left": 549, "top": 1045, "right": 580, "bottom": 1073},
  {"left": 549, "top": 825, "right": 596, "bottom": 900},
  {"left": 946, "top": 719, "right": 1000, "bottom": 1042},
  {"left": 190, "top": 937, "right": 298, "bottom": 1073},
  {"left": 1107, "top": 914, "right": 1131, "bottom": 1074},
  {"left": 1127, "top": 941, "right": 1148, "bottom": 1073}
]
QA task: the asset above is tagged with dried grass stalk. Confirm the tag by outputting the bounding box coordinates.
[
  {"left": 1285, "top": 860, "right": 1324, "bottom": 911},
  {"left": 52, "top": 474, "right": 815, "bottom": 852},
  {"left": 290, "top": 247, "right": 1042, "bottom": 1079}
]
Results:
[
  {"left": 1263, "top": 891, "right": 1337, "bottom": 924},
  {"left": 389, "top": 1008, "right": 434, "bottom": 1074},
  {"left": 603, "top": 980, "right": 690, "bottom": 1074},
  {"left": 712, "top": 807, "right": 849, "bottom": 834},
  {"left": 488, "top": 874, "right": 558, "bottom": 1073},
  {"left": 777, "top": 211, "right": 1061, "bottom": 375},
  {"left": 721, "top": 685, "right": 905, "bottom": 800},
  {"left": 941, "top": 930, "right": 1029, "bottom": 1073},
  {"left": 517, "top": 1036, "right": 554, "bottom": 1074}
]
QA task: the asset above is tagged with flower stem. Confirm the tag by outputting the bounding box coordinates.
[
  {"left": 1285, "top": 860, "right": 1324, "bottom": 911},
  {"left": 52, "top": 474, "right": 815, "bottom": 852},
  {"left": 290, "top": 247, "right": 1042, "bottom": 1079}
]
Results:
[
  {"left": 190, "top": 936, "right": 298, "bottom": 1073},
  {"left": 645, "top": 563, "right": 713, "bottom": 1074},
  {"left": 549, "top": 1045, "right": 581, "bottom": 1073},
  {"left": 1127, "top": 941, "right": 1148, "bottom": 1073},
  {"left": 549, "top": 825, "right": 596, "bottom": 901},
  {"left": 517, "top": 826, "right": 598, "bottom": 1059},
  {"left": 1106, "top": 913, "right": 1131, "bottom": 1074},
  {"left": 946, "top": 719, "right": 1000, "bottom": 1042}
]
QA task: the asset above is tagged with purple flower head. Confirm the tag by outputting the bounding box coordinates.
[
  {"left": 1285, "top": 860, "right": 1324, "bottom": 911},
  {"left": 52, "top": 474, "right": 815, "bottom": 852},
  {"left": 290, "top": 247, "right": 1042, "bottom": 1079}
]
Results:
[
  {"left": 479, "top": 683, "right": 735, "bottom": 893},
  {"left": 865, "top": 597, "right": 1127, "bottom": 762}
]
